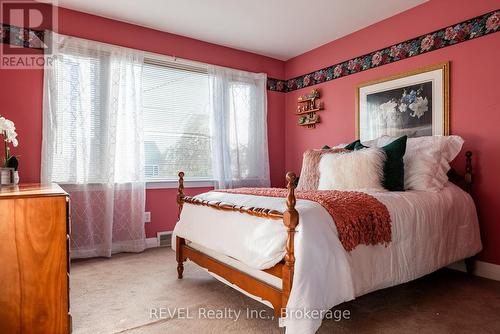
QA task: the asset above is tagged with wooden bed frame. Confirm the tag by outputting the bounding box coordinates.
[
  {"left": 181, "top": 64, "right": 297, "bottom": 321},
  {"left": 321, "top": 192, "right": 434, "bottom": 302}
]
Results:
[{"left": 175, "top": 151, "right": 474, "bottom": 318}]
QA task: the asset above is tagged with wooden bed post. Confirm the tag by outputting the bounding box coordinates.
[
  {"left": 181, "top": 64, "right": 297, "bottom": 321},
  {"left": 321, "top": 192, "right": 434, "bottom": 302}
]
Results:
[
  {"left": 176, "top": 171, "right": 186, "bottom": 279},
  {"left": 463, "top": 151, "right": 476, "bottom": 276},
  {"left": 281, "top": 172, "right": 298, "bottom": 317},
  {"left": 465, "top": 151, "right": 472, "bottom": 194}
]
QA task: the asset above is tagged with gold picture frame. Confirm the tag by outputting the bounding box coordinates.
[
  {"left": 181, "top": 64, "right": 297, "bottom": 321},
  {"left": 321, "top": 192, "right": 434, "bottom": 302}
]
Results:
[{"left": 356, "top": 62, "right": 449, "bottom": 140}]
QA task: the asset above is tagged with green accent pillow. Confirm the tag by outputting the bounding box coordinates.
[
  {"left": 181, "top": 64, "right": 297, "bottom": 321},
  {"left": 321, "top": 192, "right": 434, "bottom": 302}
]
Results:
[
  {"left": 344, "top": 140, "right": 360, "bottom": 151},
  {"left": 345, "top": 136, "right": 407, "bottom": 191}
]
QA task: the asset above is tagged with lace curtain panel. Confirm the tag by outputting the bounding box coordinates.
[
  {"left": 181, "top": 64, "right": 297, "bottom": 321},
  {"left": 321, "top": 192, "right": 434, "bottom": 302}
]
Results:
[
  {"left": 42, "top": 33, "right": 146, "bottom": 258},
  {"left": 208, "top": 65, "right": 270, "bottom": 189}
]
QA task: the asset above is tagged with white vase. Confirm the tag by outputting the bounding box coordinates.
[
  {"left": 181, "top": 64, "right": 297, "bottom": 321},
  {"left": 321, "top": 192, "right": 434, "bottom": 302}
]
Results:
[{"left": 13, "top": 171, "right": 19, "bottom": 185}]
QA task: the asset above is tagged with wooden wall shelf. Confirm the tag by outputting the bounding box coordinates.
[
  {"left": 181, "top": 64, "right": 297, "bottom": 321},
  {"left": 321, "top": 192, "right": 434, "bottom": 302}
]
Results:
[
  {"left": 298, "top": 120, "right": 320, "bottom": 128},
  {"left": 296, "top": 89, "right": 323, "bottom": 129},
  {"left": 296, "top": 107, "right": 323, "bottom": 115},
  {"left": 297, "top": 96, "right": 316, "bottom": 102}
]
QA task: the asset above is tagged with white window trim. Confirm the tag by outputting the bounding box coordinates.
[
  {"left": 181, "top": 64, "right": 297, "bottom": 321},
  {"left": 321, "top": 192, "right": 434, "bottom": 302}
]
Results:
[
  {"left": 144, "top": 53, "right": 208, "bottom": 73},
  {"left": 57, "top": 180, "right": 214, "bottom": 190},
  {"left": 146, "top": 179, "right": 214, "bottom": 189}
]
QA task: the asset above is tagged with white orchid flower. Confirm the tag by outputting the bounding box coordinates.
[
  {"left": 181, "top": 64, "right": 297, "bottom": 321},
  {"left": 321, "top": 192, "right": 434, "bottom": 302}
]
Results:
[
  {"left": 0, "top": 117, "right": 8, "bottom": 131},
  {"left": 0, "top": 116, "right": 19, "bottom": 148},
  {"left": 0, "top": 117, "right": 15, "bottom": 132},
  {"left": 4, "top": 129, "right": 19, "bottom": 147}
]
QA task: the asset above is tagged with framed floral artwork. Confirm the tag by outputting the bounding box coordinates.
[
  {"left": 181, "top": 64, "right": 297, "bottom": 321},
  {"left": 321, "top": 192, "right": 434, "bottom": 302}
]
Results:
[{"left": 356, "top": 62, "right": 449, "bottom": 141}]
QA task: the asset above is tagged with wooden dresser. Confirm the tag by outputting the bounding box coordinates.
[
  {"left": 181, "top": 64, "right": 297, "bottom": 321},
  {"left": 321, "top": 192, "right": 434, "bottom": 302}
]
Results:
[{"left": 0, "top": 184, "right": 71, "bottom": 334}]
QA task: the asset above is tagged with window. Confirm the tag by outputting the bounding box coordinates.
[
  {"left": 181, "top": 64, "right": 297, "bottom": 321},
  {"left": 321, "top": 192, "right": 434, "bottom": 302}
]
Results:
[
  {"left": 49, "top": 51, "right": 118, "bottom": 183},
  {"left": 43, "top": 34, "right": 269, "bottom": 190},
  {"left": 228, "top": 82, "right": 253, "bottom": 178},
  {"left": 142, "top": 60, "right": 212, "bottom": 181}
]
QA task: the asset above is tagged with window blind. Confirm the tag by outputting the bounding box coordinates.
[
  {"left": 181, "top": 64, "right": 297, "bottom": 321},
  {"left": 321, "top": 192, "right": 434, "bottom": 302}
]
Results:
[{"left": 142, "top": 60, "right": 212, "bottom": 181}]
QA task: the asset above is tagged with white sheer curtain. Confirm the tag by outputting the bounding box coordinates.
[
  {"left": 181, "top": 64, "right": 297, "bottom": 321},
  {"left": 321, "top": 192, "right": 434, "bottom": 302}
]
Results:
[
  {"left": 208, "top": 65, "right": 270, "bottom": 189},
  {"left": 42, "top": 33, "right": 146, "bottom": 258}
]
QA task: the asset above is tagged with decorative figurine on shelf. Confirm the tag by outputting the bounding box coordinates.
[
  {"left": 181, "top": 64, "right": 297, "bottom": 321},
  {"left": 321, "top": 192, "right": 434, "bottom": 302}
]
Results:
[
  {"left": 0, "top": 116, "right": 20, "bottom": 185},
  {"left": 308, "top": 113, "right": 320, "bottom": 123}
]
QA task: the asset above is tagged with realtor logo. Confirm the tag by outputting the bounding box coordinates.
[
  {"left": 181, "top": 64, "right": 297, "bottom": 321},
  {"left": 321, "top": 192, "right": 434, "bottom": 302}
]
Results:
[{"left": 0, "top": 0, "right": 57, "bottom": 69}]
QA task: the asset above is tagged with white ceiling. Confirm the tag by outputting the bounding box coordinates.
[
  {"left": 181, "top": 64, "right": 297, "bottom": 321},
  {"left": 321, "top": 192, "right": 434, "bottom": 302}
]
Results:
[{"left": 45, "top": 0, "right": 427, "bottom": 60}]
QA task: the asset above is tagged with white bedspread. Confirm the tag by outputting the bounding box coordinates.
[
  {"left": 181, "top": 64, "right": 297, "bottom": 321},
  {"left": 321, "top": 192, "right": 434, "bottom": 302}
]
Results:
[{"left": 173, "top": 183, "right": 482, "bottom": 334}]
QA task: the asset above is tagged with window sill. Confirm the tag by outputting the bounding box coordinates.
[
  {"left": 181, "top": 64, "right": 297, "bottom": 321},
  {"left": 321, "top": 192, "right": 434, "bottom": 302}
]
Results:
[{"left": 146, "top": 179, "right": 214, "bottom": 190}]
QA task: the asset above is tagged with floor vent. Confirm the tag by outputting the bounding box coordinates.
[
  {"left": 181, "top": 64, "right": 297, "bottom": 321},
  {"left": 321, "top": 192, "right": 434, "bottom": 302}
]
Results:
[{"left": 157, "top": 231, "right": 173, "bottom": 247}]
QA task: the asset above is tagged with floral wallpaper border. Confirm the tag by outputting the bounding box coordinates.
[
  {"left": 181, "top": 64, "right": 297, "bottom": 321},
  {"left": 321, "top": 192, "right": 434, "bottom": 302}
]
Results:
[
  {"left": 267, "top": 9, "right": 499, "bottom": 93},
  {"left": 0, "top": 23, "right": 45, "bottom": 49}
]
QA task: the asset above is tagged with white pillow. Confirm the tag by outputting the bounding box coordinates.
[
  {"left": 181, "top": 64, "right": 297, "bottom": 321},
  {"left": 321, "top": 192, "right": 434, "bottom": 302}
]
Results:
[
  {"left": 361, "top": 136, "right": 394, "bottom": 147},
  {"left": 405, "top": 135, "right": 464, "bottom": 191},
  {"left": 364, "top": 135, "right": 464, "bottom": 191},
  {"left": 318, "top": 148, "right": 386, "bottom": 192}
]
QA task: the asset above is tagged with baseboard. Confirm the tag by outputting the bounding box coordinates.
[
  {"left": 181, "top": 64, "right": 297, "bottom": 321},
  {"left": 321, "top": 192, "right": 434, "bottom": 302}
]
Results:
[
  {"left": 475, "top": 261, "right": 500, "bottom": 281},
  {"left": 145, "top": 237, "right": 158, "bottom": 249},
  {"left": 448, "top": 260, "right": 500, "bottom": 281}
]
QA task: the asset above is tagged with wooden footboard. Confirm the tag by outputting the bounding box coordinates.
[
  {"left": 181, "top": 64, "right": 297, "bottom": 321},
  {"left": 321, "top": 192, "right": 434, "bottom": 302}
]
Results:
[{"left": 175, "top": 172, "right": 298, "bottom": 317}]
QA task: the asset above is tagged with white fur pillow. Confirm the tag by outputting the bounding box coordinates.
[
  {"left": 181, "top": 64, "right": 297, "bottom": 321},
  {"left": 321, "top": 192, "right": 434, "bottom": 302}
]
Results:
[{"left": 318, "top": 148, "right": 386, "bottom": 191}]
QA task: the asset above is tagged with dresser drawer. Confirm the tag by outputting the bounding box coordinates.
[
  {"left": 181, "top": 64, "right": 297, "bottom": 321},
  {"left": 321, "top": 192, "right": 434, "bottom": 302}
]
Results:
[{"left": 0, "top": 189, "right": 70, "bottom": 334}]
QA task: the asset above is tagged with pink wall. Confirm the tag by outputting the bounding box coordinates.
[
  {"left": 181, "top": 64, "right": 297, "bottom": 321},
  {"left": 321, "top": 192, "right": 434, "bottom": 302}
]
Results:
[
  {"left": 2, "top": 0, "right": 498, "bottom": 265},
  {"left": 0, "top": 6, "right": 286, "bottom": 237},
  {"left": 284, "top": 0, "right": 500, "bottom": 265}
]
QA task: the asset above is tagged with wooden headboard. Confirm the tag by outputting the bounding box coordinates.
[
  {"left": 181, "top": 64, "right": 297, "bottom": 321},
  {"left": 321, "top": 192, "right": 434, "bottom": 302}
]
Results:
[{"left": 448, "top": 151, "right": 473, "bottom": 194}]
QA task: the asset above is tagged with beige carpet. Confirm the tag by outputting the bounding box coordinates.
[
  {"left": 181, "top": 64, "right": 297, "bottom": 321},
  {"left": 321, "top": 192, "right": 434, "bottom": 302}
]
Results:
[{"left": 71, "top": 248, "right": 500, "bottom": 334}]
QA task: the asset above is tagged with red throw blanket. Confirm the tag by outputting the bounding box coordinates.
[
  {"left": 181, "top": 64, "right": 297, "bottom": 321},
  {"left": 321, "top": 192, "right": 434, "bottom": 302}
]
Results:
[{"left": 214, "top": 188, "right": 391, "bottom": 251}]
